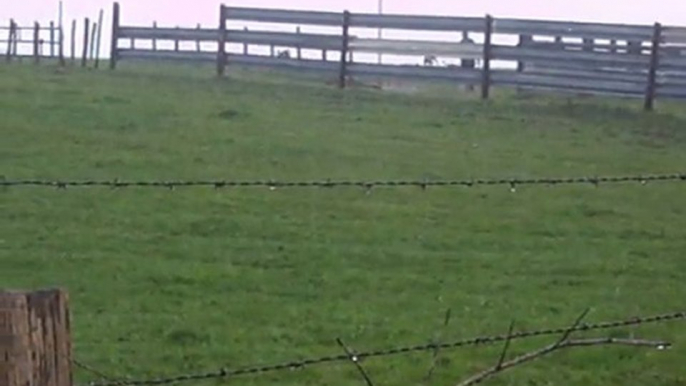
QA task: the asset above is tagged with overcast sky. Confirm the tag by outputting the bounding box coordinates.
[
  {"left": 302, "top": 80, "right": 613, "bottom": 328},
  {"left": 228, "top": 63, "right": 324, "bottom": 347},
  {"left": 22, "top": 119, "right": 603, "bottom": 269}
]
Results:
[{"left": 3, "top": 1, "right": 686, "bottom": 58}]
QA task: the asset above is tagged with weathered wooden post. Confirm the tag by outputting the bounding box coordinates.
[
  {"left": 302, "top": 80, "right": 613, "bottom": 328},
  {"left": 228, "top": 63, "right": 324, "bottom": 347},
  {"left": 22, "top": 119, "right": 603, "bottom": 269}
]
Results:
[
  {"left": 296, "top": 26, "right": 302, "bottom": 60},
  {"left": 6, "top": 20, "right": 15, "bottom": 62},
  {"left": 242, "top": 27, "right": 248, "bottom": 55},
  {"left": 0, "top": 289, "right": 72, "bottom": 386},
  {"left": 644, "top": 22, "right": 663, "bottom": 111},
  {"left": 89, "top": 23, "right": 98, "bottom": 60},
  {"left": 70, "top": 20, "right": 76, "bottom": 64},
  {"left": 94, "top": 9, "right": 104, "bottom": 68},
  {"left": 196, "top": 23, "right": 201, "bottom": 52},
  {"left": 82, "top": 18, "right": 90, "bottom": 67},
  {"left": 109, "top": 2, "right": 120, "bottom": 70},
  {"left": 174, "top": 27, "right": 180, "bottom": 52},
  {"left": 217, "top": 4, "right": 227, "bottom": 76},
  {"left": 34, "top": 22, "right": 41, "bottom": 64},
  {"left": 338, "top": 10, "right": 351, "bottom": 89},
  {"left": 481, "top": 14, "right": 494, "bottom": 100},
  {"left": 50, "top": 22, "right": 55, "bottom": 57},
  {"left": 151, "top": 22, "right": 157, "bottom": 51}
]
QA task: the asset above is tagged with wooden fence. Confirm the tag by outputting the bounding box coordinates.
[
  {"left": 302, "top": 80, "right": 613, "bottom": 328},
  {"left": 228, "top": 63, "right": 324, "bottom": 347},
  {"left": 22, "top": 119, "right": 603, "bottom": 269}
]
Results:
[
  {"left": 1, "top": 20, "right": 63, "bottom": 63},
  {"left": 113, "top": 3, "right": 685, "bottom": 109}
]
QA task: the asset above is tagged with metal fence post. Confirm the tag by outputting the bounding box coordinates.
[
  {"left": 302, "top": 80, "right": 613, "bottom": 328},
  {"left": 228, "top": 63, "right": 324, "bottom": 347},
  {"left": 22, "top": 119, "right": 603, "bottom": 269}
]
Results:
[{"left": 644, "top": 22, "right": 663, "bottom": 111}]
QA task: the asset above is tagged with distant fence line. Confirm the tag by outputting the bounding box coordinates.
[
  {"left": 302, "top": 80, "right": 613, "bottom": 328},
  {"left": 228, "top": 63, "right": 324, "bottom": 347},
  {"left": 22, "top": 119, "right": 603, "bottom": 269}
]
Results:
[
  {"left": 108, "top": 2, "right": 686, "bottom": 110},
  {"left": 2, "top": 12, "right": 105, "bottom": 68},
  {"left": 2, "top": 19, "right": 63, "bottom": 64}
]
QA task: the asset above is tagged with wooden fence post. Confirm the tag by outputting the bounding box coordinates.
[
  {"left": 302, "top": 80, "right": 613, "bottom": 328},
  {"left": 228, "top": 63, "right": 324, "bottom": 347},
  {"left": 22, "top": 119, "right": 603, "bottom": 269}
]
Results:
[
  {"left": 58, "top": 25, "right": 65, "bottom": 66},
  {"left": 11, "top": 21, "right": 18, "bottom": 58},
  {"left": 196, "top": 23, "right": 201, "bottom": 52},
  {"left": 175, "top": 27, "right": 180, "bottom": 52},
  {"left": 296, "top": 26, "right": 302, "bottom": 60},
  {"left": 49, "top": 22, "right": 55, "bottom": 57},
  {"left": 110, "top": 2, "right": 120, "bottom": 70},
  {"left": 217, "top": 4, "right": 227, "bottom": 76},
  {"left": 89, "top": 23, "right": 98, "bottom": 60},
  {"left": 6, "top": 20, "right": 14, "bottom": 62},
  {"left": 82, "top": 18, "right": 89, "bottom": 67},
  {"left": 0, "top": 289, "right": 72, "bottom": 386},
  {"left": 644, "top": 22, "right": 662, "bottom": 111},
  {"left": 70, "top": 20, "right": 76, "bottom": 64},
  {"left": 33, "top": 22, "right": 40, "bottom": 64},
  {"left": 481, "top": 14, "right": 493, "bottom": 100},
  {"left": 338, "top": 11, "right": 351, "bottom": 89},
  {"left": 94, "top": 9, "right": 104, "bottom": 68},
  {"left": 242, "top": 27, "right": 248, "bottom": 55},
  {"left": 152, "top": 22, "right": 157, "bottom": 51}
]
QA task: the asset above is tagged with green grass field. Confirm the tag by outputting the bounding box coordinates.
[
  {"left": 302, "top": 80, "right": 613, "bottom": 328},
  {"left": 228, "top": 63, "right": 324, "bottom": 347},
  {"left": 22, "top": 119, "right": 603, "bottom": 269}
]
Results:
[{"left": 1, "top": 62, "right": 686, "bottom": 386}]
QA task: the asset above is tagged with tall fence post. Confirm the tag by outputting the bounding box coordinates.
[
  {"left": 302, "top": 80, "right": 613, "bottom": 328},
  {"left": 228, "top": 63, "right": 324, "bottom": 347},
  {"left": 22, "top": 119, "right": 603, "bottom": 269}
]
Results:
[
  {"left": 644, "top": 22, "right": 663, "bottom": 111},
  {"left": 70, "top": 20, "right": 76, "bottom": 64},
  {"left": 152, "top": 22, "right": 157, "bottom": 51},
  {"left": 33, "top": 22, "right": 40, "bottom": 64},
  {"left": 109, "top": 2, "right": 120, "bottom": 70},
  {"left": 49, "top": 21, "right": 55, "bottom": 57},
  {"left": 81, "top": 17, "right": 90, "bottom": 67},
  {"left": 481, "top": 14, "right": 494, "bottom": 100},
  {"left": 11, "top": 21, "right": 18, "bottom": 58},
  {"left": 196, "top": 23, "right": 201, "bottom": 52},
  {"left": 217, "top": 4, "right": 227, "bottom": 76},
  {"left": 94, "top": 9, "right": 104, "bottom": 68},
  {"left": 339, "top": 11, "right": 351, "bottom": 89},
  {"left": 89, "top": 23, "right": 98, "bottom": 60},
  {"left": 174, "top": 27, "right": 180, "bottom": 52},
  {"left": 296, "top": 26, "right": 302, "bottom": 60},
  {"left": 0, "top": 289, "right": 73, "bottom": 386},
  {"left": 6, "top": 19, "right": 15, "bottom": 62},
  {"left": 242, "top": 27, "right": 248, "bottom": 55},
  {"left": 58, "top": 25, "right": 65, "bottom": 66}
]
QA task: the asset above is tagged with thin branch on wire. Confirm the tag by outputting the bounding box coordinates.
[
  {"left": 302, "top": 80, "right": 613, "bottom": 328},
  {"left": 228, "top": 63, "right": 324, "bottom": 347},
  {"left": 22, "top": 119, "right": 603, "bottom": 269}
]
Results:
[
  {"left": 82, "top": 311, "right": 685, "bottom": 386},
  {"left": 336, "top": 338, "right": 375, "bottom": 386},
  {"left": 423, "top": 308, "right": 453, "bottom": 384},
  {"left": 73, "top": 359, "right": 116, "bottom": 382},
  {"left": 2, "top": 173, "right": 685, "bottom": 191},
  {"left": 456, "top": 338, "right": 671, "bottom": 386}
]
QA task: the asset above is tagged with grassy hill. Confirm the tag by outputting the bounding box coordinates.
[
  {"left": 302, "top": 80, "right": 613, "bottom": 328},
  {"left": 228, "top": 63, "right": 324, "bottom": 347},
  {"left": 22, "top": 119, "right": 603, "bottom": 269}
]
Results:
[{"left": 1, "top": 62, "right": 685, "bottom": 386}]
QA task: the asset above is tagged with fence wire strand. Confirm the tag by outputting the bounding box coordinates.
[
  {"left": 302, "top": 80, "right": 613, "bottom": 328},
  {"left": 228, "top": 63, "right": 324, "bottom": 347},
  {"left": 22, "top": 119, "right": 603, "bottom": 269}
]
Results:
[
  {"left": 2, "top": 173, "right": 685, "bottom": 191},
  {"left": 83, "top": 311, "right": 685, "bottom": 386}
]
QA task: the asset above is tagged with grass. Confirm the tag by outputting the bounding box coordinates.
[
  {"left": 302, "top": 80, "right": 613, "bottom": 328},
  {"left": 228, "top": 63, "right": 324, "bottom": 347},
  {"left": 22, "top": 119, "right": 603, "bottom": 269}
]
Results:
[{"left": 1, "top": 62, "right": 686, "bottom": 386}]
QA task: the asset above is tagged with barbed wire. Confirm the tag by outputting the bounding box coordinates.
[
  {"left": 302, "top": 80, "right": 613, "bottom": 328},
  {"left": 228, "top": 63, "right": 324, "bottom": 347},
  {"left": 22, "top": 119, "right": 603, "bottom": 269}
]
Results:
[
  {"left": 2, "top": 173, "right": 685, "bottom": 191},
  {"left": 84, "top": 311, "right": 685, "bottom": 386}
]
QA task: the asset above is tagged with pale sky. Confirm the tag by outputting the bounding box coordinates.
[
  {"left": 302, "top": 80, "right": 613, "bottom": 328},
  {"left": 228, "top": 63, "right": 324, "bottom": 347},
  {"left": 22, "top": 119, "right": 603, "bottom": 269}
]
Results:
[{"left": 3, "top": 1, "right": 686, "bottom": 59}]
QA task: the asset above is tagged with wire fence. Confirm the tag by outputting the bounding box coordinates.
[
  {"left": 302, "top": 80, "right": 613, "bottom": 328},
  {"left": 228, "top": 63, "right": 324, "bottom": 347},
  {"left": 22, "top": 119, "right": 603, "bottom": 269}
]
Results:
[
  {"left": 2, "top": 173, "right": 685, "bottom": 192},
  {"left": 76, "top": 310, "right": 685, "bottom": 386}
]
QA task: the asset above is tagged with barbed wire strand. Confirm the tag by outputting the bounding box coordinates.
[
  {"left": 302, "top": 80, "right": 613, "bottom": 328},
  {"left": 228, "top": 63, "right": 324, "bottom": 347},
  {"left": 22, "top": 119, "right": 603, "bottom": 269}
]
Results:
[
  {"left": 85, "top": 311, "right": 685, "bottom": 386},
  {"left": 3, "top": 173, "right": 685, "bottom": 191}
]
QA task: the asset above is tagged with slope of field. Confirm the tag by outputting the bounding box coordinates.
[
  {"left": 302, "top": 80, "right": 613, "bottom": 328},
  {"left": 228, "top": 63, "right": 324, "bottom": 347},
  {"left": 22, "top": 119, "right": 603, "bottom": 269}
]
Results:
[{"left": 1, "top": 63, "right": 685, "bottom": 386}]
